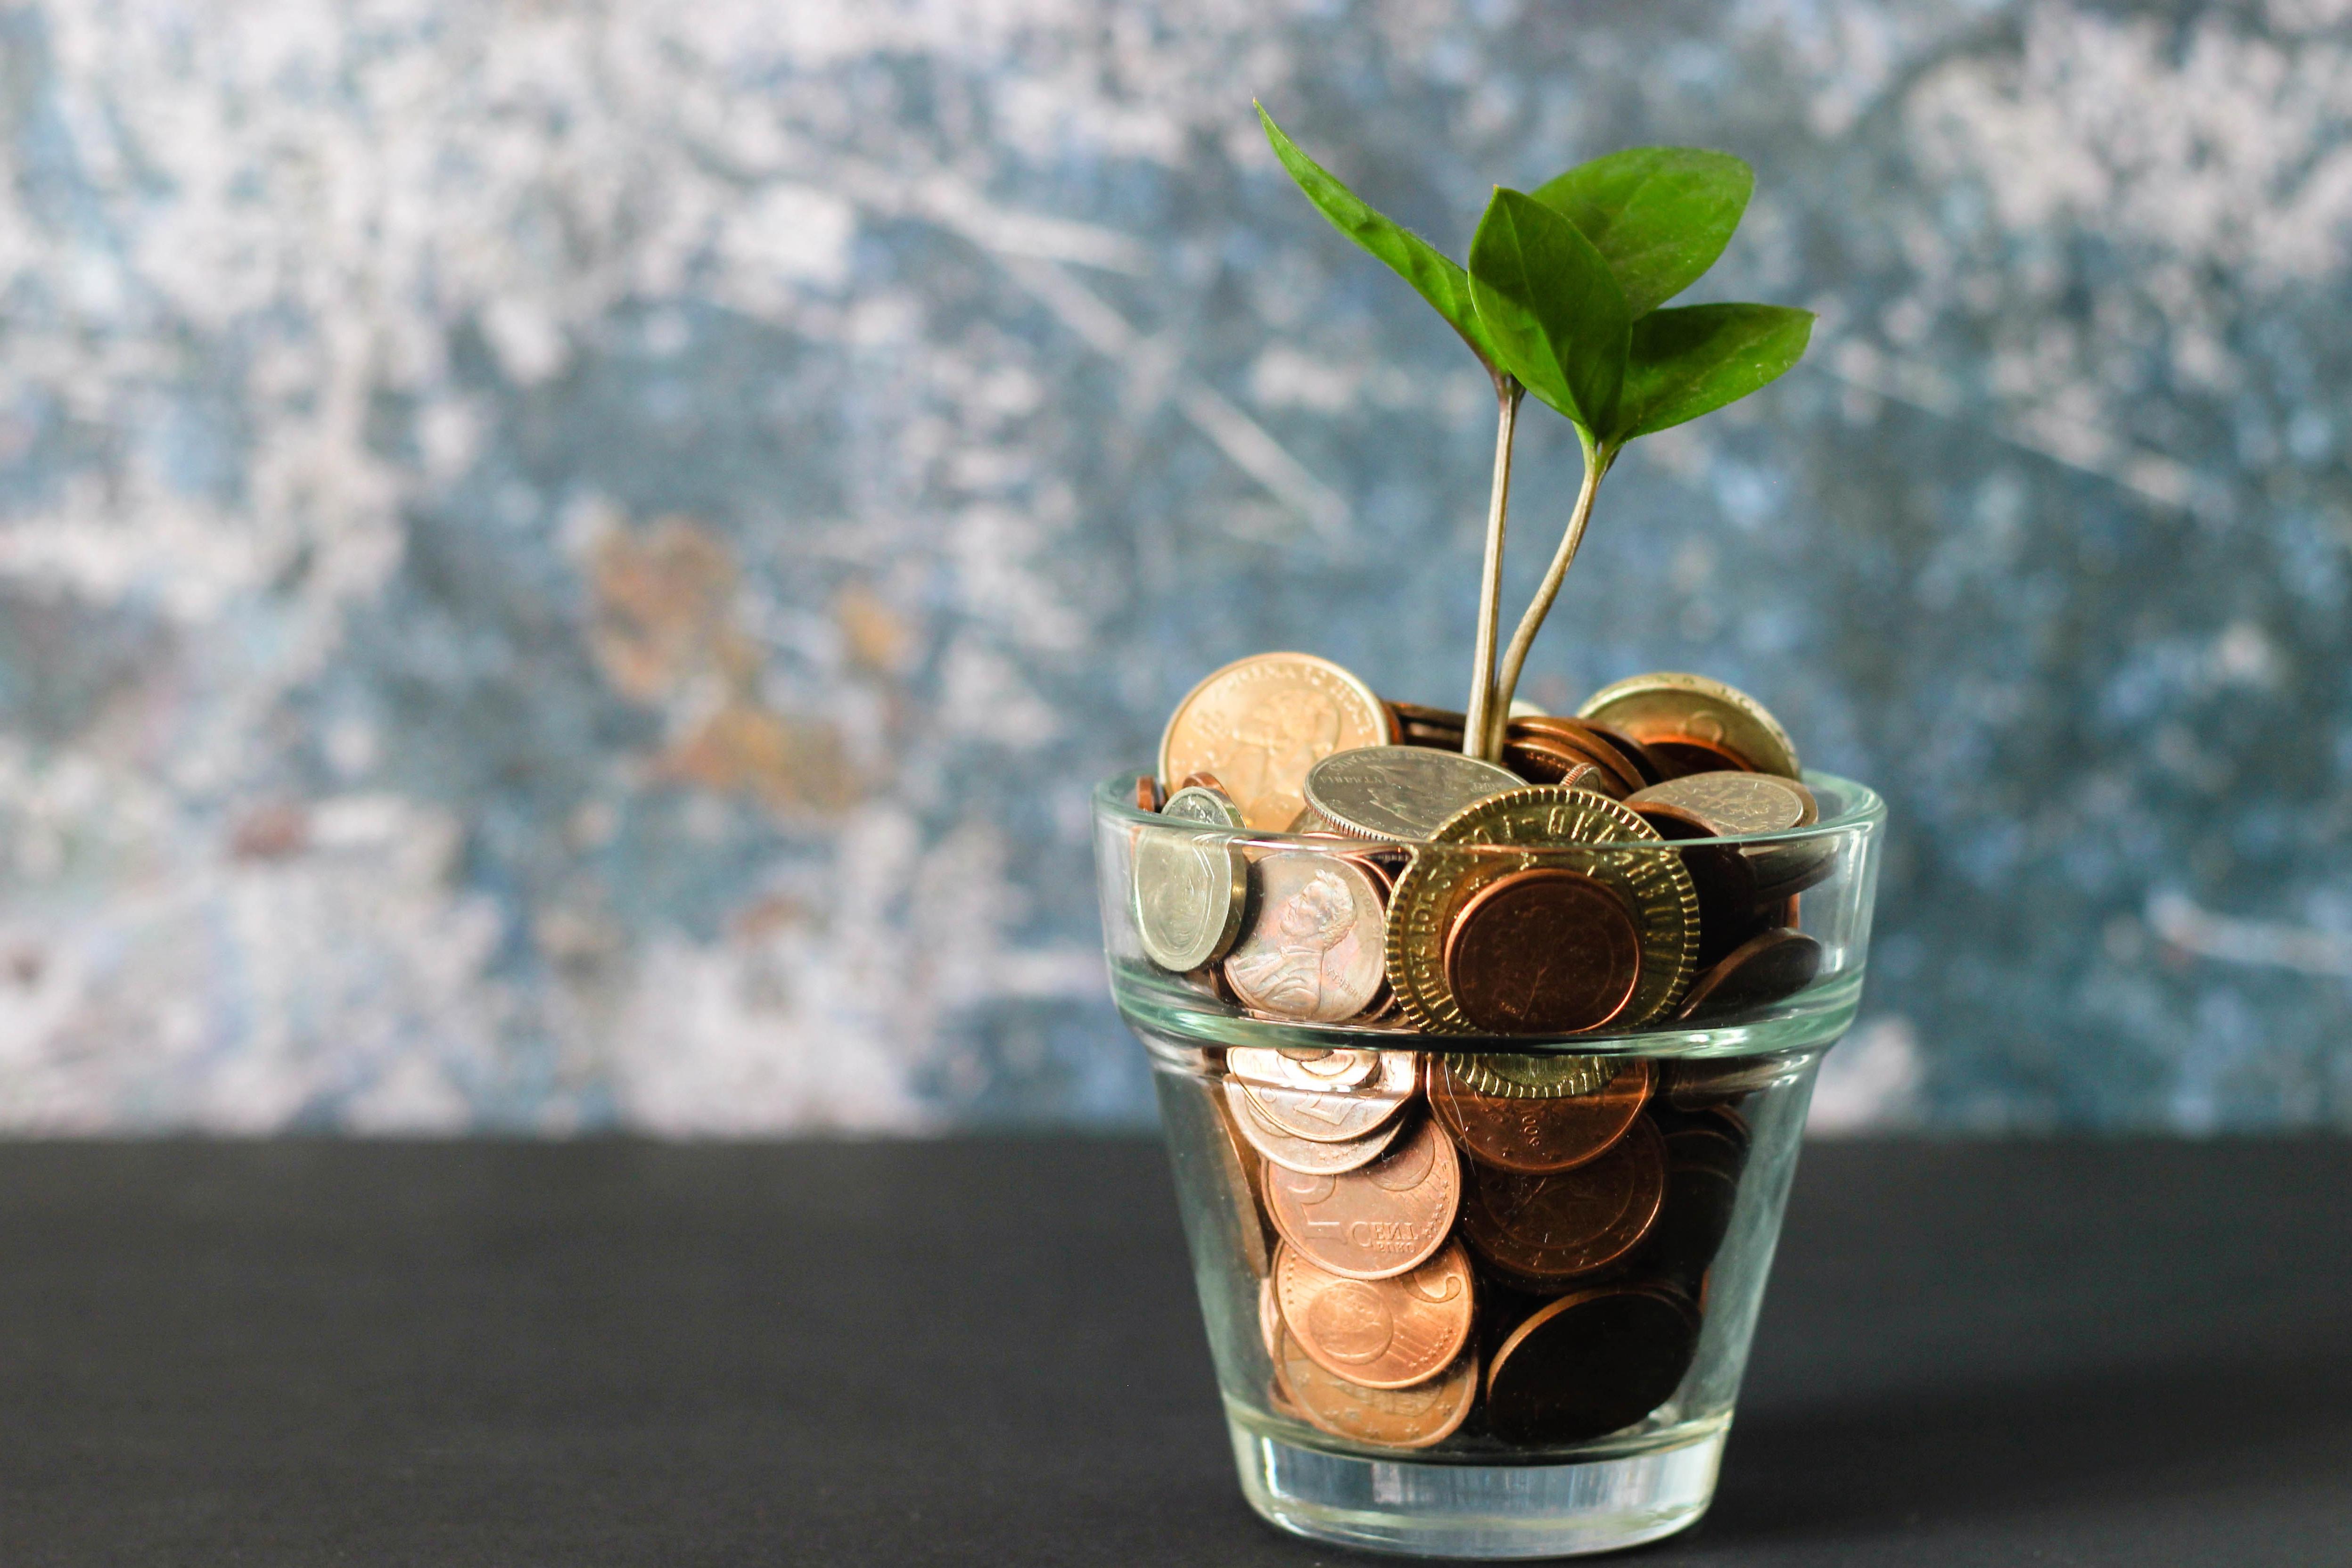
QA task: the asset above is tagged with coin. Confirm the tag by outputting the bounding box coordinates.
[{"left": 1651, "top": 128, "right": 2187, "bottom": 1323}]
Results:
[
  {"left": 1430, "top": 1056, "right": 1653, "bottom": 1174},
  {"left": 1225, "top": 1077, "right": 1408, "bottom": 1174},
  {"left": 1631, "top": 802, "right": 1768, "bottom": 969},
  {"left": 1508, "top": 717, "right": 1647, "bottom": 796},
  {"left": 1388, "top": 789, "right": 1699, "bottom": 1032},
  {"left": 1449, "top": 1053, "right": 1616, "bottom": 1100},
  {"left": 1223, "top": 849, "right": 1390, "bottom": 1024},
  {"left": 1261, "top": 1273, "right": 1284, "bottom": 1359},
  {"left": 1160, "top": 653, "right": 1392, "bottom": 830},
  {"left": 1442, "top": 868, "right": 1644, "bottom": 1035},
  {"left": 1646, "top": 735, "right": 1760, "bottom": 777},
  {"left": 1276, "top": 1238, "right": 1476, "bottom": 1390},
  {"left": 1661, "top": 1053, "right": 1801, "bottom": 1108},
  {"left": 1132, "top": 789, "right": 1250, "bottom": 972},
  {"left": 1484, "top": 1283, "right": 1700, "bottom": 1445},
  {"left": 1636, "top": 1117, "right": 1749, "bottom": 1298},
  {"left": 1577, "top": 671, "right": 1800, "bottom": 780},
  {"left": 1161, "top": 785, "right": 1246, "bottom": 829},
  {"left": 1625, "top": 772, "right": 1817, "bottom": 836},
  {"left": 1227, "top": 1046, "right": 1380, "bottom": 1092},
  {"left": 1302, "top": 746, "right": 1523, "bottom": 842},
  {"left": 1207, "top": 1084, "right": 1276, "bottom": 1279},
  {"left": 1461, "top": 1116, "right": 1666, "bottom": 1281},
  {"left": 1135, "top": 774, "right": 1165, "bottom": 813},
  {"left": 1501, "top": 736, "right": 1617, "bottom": 794},
  {"left": 1263, "top": 1116, "right": 1462, "bottom": 1280},
  {"left": 1273, "top": 1327, "right": 1478, "bottom": 1449},
  {"left": 1240, "top": 1050, "right": 1418, "bottom": 1144},
  {"left": 1575, "top": 719, "right": 1669, "bottom": 788},
  {"left": 1175, "top": 770, "right": 1234, "bottom": 798},
  {"left": 1674, "top": 928, "right": 1823, "bottom": 1020},
  {"left": 1746, "top": 836, "right": 1840, "bottom": 905}
]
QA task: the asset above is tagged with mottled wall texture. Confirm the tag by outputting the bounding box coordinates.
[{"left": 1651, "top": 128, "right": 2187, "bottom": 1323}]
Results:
[{"left": 0, "top": 0, "right": 2347, "bottom": 1134}]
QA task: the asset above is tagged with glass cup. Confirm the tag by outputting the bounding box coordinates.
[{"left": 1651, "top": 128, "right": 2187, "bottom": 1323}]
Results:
[{"left": 1094, "top": 772, "right": 1885, "bottom": 1558}]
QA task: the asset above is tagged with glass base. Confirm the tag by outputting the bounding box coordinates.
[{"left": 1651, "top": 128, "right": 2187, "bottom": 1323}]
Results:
[{"left": 1230, "top": 1419, "right": 1726, "bottom": 1559}]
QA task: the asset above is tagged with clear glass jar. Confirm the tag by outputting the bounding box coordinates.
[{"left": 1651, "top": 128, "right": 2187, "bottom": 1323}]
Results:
[{"left": 1094, "top": 772, "right": 1885, "bottom": 1558}]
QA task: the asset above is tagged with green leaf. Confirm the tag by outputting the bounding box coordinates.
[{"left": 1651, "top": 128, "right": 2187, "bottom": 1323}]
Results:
[
  {"left": 1466, "top": 188, "right": 1629, "bottom": 434},
  {"left": 1532, "top": 148, "right": 1753, "bottom": 318},
  {"left": 1612, "top": 303, "right": 1813, "bottom": 441},
  {"left": 1256, "top": 104, "right": 1502, "bottom": 376}
]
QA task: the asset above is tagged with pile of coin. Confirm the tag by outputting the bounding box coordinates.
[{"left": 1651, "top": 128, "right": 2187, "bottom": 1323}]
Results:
[
  {"left": 1134, "top": 652, "right": 1836, "bottom": 1034},
  {"left": 1201, "top": 1042, "right": 1764, "bottom": 1450}
]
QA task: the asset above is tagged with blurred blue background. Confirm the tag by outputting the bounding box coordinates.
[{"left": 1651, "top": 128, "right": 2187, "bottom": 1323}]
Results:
[{"left": 0, "top": 0, "right": 2346, "bottom": 1133}]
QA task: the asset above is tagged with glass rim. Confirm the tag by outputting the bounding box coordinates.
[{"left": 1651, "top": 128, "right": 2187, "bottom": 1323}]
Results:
[{"left": 1094, "top": 767, "right": 1886, "bottom": 851}]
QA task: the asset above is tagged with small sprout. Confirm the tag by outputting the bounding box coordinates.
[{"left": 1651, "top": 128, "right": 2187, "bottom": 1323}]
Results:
[{"left": 1258, "top": 107, "right": 1814, "bottom": 760}]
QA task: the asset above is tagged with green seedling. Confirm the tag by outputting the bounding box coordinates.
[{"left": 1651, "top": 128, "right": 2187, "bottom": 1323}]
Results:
[{"left": 1259, "top": 107, "right": 1813, "bottom": 760}]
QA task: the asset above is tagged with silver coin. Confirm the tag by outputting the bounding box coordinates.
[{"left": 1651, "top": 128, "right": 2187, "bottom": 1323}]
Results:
[
  {"left": 1133, "top": 792, "right": 1249, "bottom": 972},
  {"left": 1302, "top": 746, "right": 1523, "bottom": 843},
  {"left": 1225, "top": 1077, "right": 1407, "bottom": 1174}
]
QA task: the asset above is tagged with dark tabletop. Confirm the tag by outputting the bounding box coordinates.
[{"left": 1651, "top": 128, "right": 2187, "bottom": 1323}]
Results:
[{"left": 0, "top": 1137, "right": 2345, "bottom": 1567}]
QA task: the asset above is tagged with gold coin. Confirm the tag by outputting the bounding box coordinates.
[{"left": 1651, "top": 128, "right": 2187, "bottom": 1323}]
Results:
[
  {"left": 1386, "top": 788, "right": 1700, "bottom": 1031},
  {"left": 1577, "top": 672, "right": 1800, "bottom": 780},
  {"left": 1450, "top": 1054, "right": 1616, "bottom": 1099},
  {"left": 1160, "top": 653, "right": 1391, "bottom": 831}
]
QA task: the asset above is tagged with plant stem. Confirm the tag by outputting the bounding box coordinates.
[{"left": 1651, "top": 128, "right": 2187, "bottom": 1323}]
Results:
[
  {"left": 1462, "top": 378, "right": 1524, "bottom": 762},
  {"left": 1487, "top": 433, "right": 1612, "bottom": 759}
]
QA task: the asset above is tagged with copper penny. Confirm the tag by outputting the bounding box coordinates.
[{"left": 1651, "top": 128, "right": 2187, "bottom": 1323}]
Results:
[
  {"left": 1501, "top": 736, "right": 1613, "bottom": 794},
  {"left": 1508, "top": 717, "right": 1647, "bottom": 796},
  {"left": 1485, "top": 1282, "right": 1699, "bottom": 1445},
  {"left": 1460, "top": 1117, "right": 1665, "bottom": 1281},
  {"left": 1674, "top": 928, "right": 1823, "bottom": 1020},
  {"left": 1273, "top": 1327, "right": 1478, "bottom": 1449},
  {"left": 1275, "top": 1239, "right": 1476, "bottom": 1390},
  {"left": 1576, "top": 719, "right": 1669, "bottom": 788},
  {"left": 1224, "top": 849, "right": 1390, "bottom": 1024},
  {"left": 1263, "top": 1116, "right": 1462, "bottom": 1280},
  {"left": 1441, "top": 868, "right": 1643, "bottom": 1035},
  {"left": 1206, "top": 1083, "right": 1275, "bottom": 1279},
  {"left": 1135, "top": 773, "right": 1165, "bottom": 813},
  {"left": 1159, "top": 653, "right": 1392, "bottom": 830},
  {"left": 1225, "top": 1077, "right": 1406, "bottom": 1175},
  {"left": 1175, "top": 770, "right": 1234, "bottom": 798},
  {"left": 1429, "top": 1056, "right": 1653, "bottom": 1174},
  {"left": 1647, "top": 734, "right": 1760, "bottom": 777},
  {"left": 1240, "top": 1050, "right": 1417, "bottom": 1144}
]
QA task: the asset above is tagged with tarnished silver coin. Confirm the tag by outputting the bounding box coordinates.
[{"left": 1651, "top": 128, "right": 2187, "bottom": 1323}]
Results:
[
  {"left": 1624, "top": 772, "right": 1817, "bottom": 836},
  {"left": 1133, "top": 788, "right": 1249, "bottom": 972},
  {"left": 1224, "top": 849, "right": 1390, "bottom": 1023},
  {"left": 1304, "top": 746, "right": 1524, "bottom": 843},
  {"left": 1228, "top": 1046, "right": 1382, "bottom": 1092},
  {"left": 1225, "top": 1076, "right": 1408, "bottom": 1174},
  {"left": 1241, "top": 1050, "right": 1419, "bottom": 1143},
  {"left": 1449, "top": 1053, "right": 1616, "bottom": 1100}
]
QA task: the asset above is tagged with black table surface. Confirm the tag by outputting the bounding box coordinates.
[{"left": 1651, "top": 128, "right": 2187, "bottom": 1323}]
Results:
[{"left": 1, "top": 1137, "right": 2345, "bottom": 1566}]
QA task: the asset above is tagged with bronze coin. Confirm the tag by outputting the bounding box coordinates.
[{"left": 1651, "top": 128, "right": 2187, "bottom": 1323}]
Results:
[
  {"left": 1241, "top": 1051, "right": 1418, "bottom": 1144},
  {"left": 1441, "top": 869, "right": 1643, "bottom": 1036},
  {"left": 1636, "top": 1125, "right": 1748, "bottom": 1299},
  {"left": 1135, "top": 774, "right": 1166, "bottom": 813},
  {"left": 1225, "top": 1077, "right": 1406, "bottom": 1175},
  {"left": 1645, "top": 735, "right": 1759, "bottom": 777},
  {"left": 1461, "top": 1117, "right": 1665, "bottom": 1281},
  {"left": 1576, "top": 672, "right": 1799, "bottom": 780},
  {"left": 1662, "top": 1053, "right": 1799, "bottom": 1108},
  {"left": 1224, "top": 849, "right": 1390, "bottom": 1024},
  {"left": 1274, "top": 1327, "right": 1478, "bottom": 1449},
  {"left": 1633, "top": 804, "right": 1768, "bottom": 969},
  {"left": 1207, "top": 1084, "right": 1276, "bottom": 1279},
  {"left": 1263, "top": 1116, "right": 1462, "bottom": 1280},
  {"left": 1507, "top": 717, "right": 1648, "bottom": 796},
  {"left": 1675, "top": 928, "right": 1823, "bottom": 1021},
  {"left": 1275, "top": 1239, "right": 1476, "bottom": 1390},
  {"left": 1485, "top": 1283, "right": 1700, "bottom": 1445},
  {"left": 1385, "top": 699, "right": 1465, "bottom": 731},
  {"left": 1501, "top": 736, "right": 1612, "bottom": 793},
  {"left": 1429, "top": 1056, "right": 1653, "bottom": 1174},
  {"left": 1176, "top": 770, "right": 1233, "bottom": 798},
  {"left": 1576, "top": 719, "right": 1669, "bottom": 788}
]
